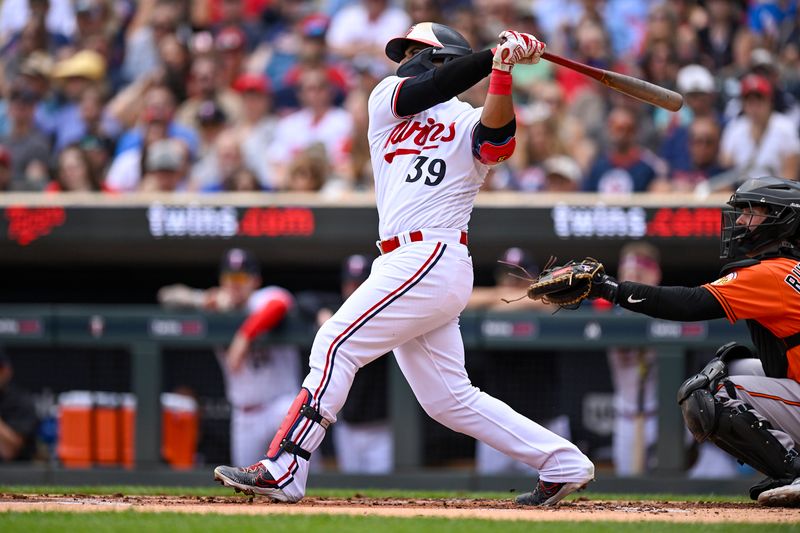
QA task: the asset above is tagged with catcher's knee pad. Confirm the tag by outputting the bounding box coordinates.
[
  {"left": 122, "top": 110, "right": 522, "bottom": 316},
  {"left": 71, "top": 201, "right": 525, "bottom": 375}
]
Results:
[
  {"left": 267, "top": 388, "right": 332, "bottom": 461},
  {"left": 679, "top": 388, "right": 718, "bottom": 442}
]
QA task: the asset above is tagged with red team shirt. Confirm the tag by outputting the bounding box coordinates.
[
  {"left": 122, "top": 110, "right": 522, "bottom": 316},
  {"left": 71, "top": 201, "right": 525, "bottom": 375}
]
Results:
[{"left": 703, "top": 257, "right": 800, "bottom": 382}]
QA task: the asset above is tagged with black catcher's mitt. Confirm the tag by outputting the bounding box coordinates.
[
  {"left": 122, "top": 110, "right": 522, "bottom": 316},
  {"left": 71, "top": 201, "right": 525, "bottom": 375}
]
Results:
[{"left": 527, "top": 258, "right": 605, "bottom": 309}]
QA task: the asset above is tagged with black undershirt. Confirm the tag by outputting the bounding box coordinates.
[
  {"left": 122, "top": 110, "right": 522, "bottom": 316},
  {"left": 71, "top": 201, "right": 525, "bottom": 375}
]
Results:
[
  {"left": 615, "top": 282, "right": 726, "bottom": 321},
  {"left": 394, "top": 50, "right": 493, "bottom": 118},
  {"left": 394, "top": 50, "right": 513, "bottom": 146}
]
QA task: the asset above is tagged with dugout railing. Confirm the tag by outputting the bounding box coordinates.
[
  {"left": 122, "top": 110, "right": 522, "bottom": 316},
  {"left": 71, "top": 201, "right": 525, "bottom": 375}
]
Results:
[{"left": 0, "top": 304, "right": 758, "bottom": 495}]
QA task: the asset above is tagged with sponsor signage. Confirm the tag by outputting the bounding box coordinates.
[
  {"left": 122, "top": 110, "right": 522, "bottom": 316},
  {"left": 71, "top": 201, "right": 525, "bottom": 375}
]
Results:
[
  {"left": 149, "top": 318, "right": 206, "bottom": 338},
  {"left": 481, "top": 319, "right": 538, "bottom": 338},
  {"left": 0, "top": 318, "right": 44, "bottom": 337}
]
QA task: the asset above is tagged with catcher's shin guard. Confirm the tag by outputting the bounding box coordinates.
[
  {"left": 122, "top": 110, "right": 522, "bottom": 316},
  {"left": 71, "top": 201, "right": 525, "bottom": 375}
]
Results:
[
  {"left": 267, "top": 388, "right": 332, "bottom": 461},
  {"left": 709, "top": 406, "right": 800, "bottom": 481}
]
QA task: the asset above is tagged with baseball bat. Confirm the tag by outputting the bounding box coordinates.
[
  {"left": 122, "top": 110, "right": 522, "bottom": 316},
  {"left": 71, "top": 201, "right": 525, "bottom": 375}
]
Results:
[{"left": 542, "top": 52, "right": 684, "bottom": 112}]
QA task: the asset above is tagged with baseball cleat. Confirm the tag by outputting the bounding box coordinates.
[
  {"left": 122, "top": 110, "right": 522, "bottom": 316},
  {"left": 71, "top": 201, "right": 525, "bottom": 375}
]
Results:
[
  {"left": 515, "top": 479, "right": 587, "bottom": 506},
  {"left": 757, "top": 478, "right": 800, "bottom": 507},
  {"left": 214, "top": 462, "right": 291, "bottom": 502}
]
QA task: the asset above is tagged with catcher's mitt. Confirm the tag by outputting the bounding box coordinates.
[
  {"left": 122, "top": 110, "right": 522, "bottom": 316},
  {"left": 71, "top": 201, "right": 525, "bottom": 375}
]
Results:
[{"left": 527, "top": 258, "right": 605, "bottom": 309}]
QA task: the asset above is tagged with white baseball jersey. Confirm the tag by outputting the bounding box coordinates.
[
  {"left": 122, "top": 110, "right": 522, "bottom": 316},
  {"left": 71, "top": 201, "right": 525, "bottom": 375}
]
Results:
[
  {"left": 368, "top": 76, "right": 490, "bottom": 239},
  {"left": 217, "top": 286, "right": 301, "bottom": 408}
]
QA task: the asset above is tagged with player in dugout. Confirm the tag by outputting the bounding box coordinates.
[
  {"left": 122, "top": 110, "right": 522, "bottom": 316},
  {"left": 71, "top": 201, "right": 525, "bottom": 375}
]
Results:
[{"left": 533, "top": 175, "right": 800, "bottom": 506}]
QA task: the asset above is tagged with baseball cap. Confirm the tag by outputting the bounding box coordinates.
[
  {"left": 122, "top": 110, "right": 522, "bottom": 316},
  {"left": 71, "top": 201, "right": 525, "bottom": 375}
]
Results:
[
  {"left": 741, "top": 73, "right": 772, "bottom": 98},
  {"left": 233, "top": 73, "right": 271, "bottom": 94},
  {"left": 19, "top": 51, "right": 53, "bottom": 79},
  {"left": 750, "top": 48, "right": 776, "bottom": 71},
  {"left": 145, "top": 139, "right": 184, "bottom": 172},
  {"left": 676, "top": 64, "right": 715, "bottom": 94},
  {"left": 543, "top": 155, "right": 582, "bottom": 184},
  {"left": 52, "top": 50, "right": 106, "bottom": 81},
  {"left": 220, "top": 248, "right": 260, "bottom": 275},
  {"left": 215, "top": 26, "right": 246, "bottom": 52},
  {"left": 342, "top": 254, "right": 371, "bottom": 283},
  {"left": 301, "top": 14, "right": 329, "bottom": 38},
  {"left": 196, "top": 100, "right": 227, "bottom": 125}
]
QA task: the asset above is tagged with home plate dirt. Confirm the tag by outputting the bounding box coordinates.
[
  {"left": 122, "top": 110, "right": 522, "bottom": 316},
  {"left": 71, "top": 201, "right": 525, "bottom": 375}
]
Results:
[{"left": 1, "top": 493, "right": 799, "bottom": 523}]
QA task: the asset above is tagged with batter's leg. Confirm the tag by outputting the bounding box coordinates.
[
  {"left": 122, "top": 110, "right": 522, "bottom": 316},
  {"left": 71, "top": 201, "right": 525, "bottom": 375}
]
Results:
[{"left": 393, "top": 317, "right": 595, "bottom": 491}]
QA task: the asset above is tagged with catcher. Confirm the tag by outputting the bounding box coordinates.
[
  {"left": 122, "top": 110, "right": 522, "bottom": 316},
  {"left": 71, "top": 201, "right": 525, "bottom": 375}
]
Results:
[{"left": 528, "top": 175, "right": 800, "bottom": 507}]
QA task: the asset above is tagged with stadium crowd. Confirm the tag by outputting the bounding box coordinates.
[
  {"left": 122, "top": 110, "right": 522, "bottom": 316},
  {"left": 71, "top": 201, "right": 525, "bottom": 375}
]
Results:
[{"left": 0, "top": 0, "right": 798, "bottom": 195}]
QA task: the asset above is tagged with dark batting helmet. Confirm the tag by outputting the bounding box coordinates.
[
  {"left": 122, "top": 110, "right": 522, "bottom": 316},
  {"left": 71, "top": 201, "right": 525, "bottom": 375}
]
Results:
[
  {"left": 720, "top": 176, "right": 800, "bottom": 259},
  {"left": 385, "top": 22, "right": 472, "bottom": 77}
]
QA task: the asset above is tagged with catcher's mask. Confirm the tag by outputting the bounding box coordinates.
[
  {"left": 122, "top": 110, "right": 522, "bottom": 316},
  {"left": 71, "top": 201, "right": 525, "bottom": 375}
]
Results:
[
  {"left": 385, "top": 22, "right": 472, "bottom": 77},
  {"left": 720, "top": 175, "right": 800, "bottom": 259}
]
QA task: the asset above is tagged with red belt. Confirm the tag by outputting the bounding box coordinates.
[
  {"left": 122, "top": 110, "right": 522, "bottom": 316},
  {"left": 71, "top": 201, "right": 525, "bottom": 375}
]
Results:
[{"left": 378, "top": 230, "right": 468, "bottom": 254}]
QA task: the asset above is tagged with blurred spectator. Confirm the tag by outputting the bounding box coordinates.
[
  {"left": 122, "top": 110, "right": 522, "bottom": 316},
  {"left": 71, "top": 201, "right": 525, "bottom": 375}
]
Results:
[
  {"left": 122, "top": 0, "right": 182, "bottom": 83},
  {"left": 46, "top": 143, "right": 105, "bottom": 192},
  {"left": 541, "top": 155, "right": 583, "bottom": 193},
  {"left": 500, "top": 104, "right": 566, "bottom": 191},
  {"left": 275, "top": 14, "right": 349, "bottom": 111},
  {"left": 0, "top": 0, "right": 75, "bottom": 44},
  {"left": 341, "top": 56, "right": 389, "bottom": 190},
  {"left": 720, "top": 74, "right": 800, "bottom": 183},
  {"left": 696, "top": 0, "right": 740, "bottom": 70},
  {"left": 139, "top": 137, "right": 189, "bottom": 192},
  {"left": 266, "top": 67, "right": 353, "bottom": 189},
  {"left": 176, "top": 55, "right": 243, "bottom": 131},
  {"left": 208, "top": 0, "right": 264, "bottom": 50},
  {"left": 660, "top": 64, "right": 719, "bottom": 177},
  {"left": 0, "top": 145, "right": 12, "bottom": 191},
  {"left": 219, "top": 166, "right": 262, "bottom": 191},
  {"left": 232, "top": 73, "right": 278, "bottom": 189},
  {"left": 0, "top": 81, "right": 50, "bottom": 190},
  {"left": 406, "top": 0, "right": 442, "bottom": 25},
  {"left": 749, "top": 47, "right": 800, "bottom": 126},
  {"left": 296, "top": 254, "right": 393, "bottom": 474},
  {"left": 672, "top": 116, "right": 727, "bottom": 193},
  {"left": 158, "top": 248, "right": 301, "bottom": 466},
  {"left": 0, "top": 4, "right": 70, "bottom": 81},
  {"left": 326, "top": 0, "right": 411, "bottom": 61},
  {"left": 192, "top": 125, "right": 248, "bottom": 191},
  {"left": 285, "top": 144, "right": 329, "bottom": 192},
  {"left": 106, "top": 105, "right": 172, "bottom": 192},
  {"left": 78, "top": 134, "right": 114, "bottom": 181},
  {"left": 111, "top": 83, "right": 199, "bottom": 157},
  {"left": 157, "top": 32, "right": 192, "bottom": 103},
  {"left": 214, "top": 25, "right": 248, "bottom": 88},
  {"left": 0, "top": 348, "right": 38, "bottom": 462},
  {"left": 604, "top": 242, "right": 661, "bottom": 476},
  {"left": 194, "top": 98, "right": 229, "bottom": 156},
  {"left": 583, "top": 106, "right": 669, "bottom": 193}
]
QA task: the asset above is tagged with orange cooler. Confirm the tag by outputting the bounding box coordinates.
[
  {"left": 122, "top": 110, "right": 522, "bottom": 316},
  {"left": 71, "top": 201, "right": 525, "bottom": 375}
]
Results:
[
  {"left": 56, "top": 391, "right": 93, "bottom": 468},
  {"left": 121, "top": 394, "right": 136, "bottom": 468},
  {"left": 160, "top": 392, "right": 198, "bottom": 469},
  {"left": 93, "top": 392, "right": 121, "bottom": 466}
]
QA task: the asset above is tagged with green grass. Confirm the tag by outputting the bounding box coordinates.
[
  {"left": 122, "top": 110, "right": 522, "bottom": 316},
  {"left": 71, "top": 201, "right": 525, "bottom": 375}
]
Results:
[
  {"left": 0, "top": 512, "right": 795, "bottom": 533},
  {"left": 0, "top": 485, "right": 751, "bottom": 503}
]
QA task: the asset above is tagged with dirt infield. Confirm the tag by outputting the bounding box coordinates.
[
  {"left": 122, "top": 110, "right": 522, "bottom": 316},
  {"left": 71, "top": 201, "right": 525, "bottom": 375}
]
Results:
[{"left": 1, "top": 493, "right": 800, "bottom": 523}]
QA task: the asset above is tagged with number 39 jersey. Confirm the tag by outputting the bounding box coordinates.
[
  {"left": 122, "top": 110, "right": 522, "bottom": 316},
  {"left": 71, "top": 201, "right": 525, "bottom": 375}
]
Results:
[{"left": 368, "top": 75, "right": 490, "bottom": 239}]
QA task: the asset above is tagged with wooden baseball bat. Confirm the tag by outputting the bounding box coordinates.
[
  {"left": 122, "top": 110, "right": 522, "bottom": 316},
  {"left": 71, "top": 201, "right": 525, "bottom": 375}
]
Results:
[{"left": 542, "top": 52, "right": 684, "bottom": 112}]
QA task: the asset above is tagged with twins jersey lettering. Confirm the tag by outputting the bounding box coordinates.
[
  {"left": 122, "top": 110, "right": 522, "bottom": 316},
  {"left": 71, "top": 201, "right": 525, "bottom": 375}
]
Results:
[{"left": 368, "top": 76, "right": 489, "bottom": 239}]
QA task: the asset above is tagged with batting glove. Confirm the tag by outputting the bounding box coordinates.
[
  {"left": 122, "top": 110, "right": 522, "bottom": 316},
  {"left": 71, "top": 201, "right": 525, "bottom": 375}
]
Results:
[{"left": 492, "top": 31, "right": 546, "bottom": 72}]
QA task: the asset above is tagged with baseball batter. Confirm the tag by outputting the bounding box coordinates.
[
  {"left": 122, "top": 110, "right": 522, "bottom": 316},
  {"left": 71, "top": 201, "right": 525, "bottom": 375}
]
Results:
[
  {"left": 581, "top": 176, "right": 800, "bottom": 506},
  {"left": 214, "top": 22, "right": 594, "bottom": 506}
]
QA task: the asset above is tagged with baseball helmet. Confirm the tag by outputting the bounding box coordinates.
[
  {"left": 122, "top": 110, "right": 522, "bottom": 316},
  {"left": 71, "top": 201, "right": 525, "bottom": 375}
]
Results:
[
  {"left": 720, "top": 176, "right": 800, "bottom": 259},
  {"left": 385, "top": 22, "right": 472, "bottom": 77}
]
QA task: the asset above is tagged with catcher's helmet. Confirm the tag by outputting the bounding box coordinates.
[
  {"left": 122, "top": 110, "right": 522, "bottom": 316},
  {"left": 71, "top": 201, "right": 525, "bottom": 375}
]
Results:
[
  {"left": 720, "top": 176, "right": 800, "bottom": 259},
  {"left": 385, "top": 22, "right": 472, "bottom": 77}
]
